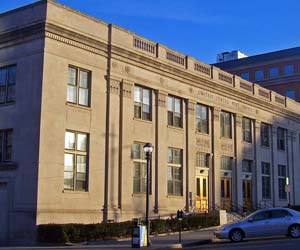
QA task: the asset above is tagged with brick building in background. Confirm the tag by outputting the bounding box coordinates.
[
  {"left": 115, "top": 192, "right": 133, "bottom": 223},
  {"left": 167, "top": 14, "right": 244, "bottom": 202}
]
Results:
[{"left": 214, "top": 47, "right": 300, "bottom": 102}]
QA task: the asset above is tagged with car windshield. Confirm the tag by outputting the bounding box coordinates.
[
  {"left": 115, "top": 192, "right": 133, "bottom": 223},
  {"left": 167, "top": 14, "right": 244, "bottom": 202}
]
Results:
[{"left": 240, "top": 210, "right": 262, "bottom": 221}]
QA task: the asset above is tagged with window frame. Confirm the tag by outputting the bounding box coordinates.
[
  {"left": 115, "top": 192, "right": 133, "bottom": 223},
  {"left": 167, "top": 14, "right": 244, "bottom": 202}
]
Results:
[
  {"left": 283, "top": 64, "right": 294, "bottom": 76},
  {"left": 221, "top": 156, "right": 232, "bottom": 171},
  {"left": 269, "top": 67, "right": 279, "bottom": 78},
  {"left": 67, "top": 66, "right": 91, "bottom": 107},
  {"left": 196, "top": 152, "right": 209, "bottom": 168},
  {"left": 254, "top": 70, "right": 264, "bottom": 81},
  {"left": 132, "top": 142, "right": 148, "bottom": 194},
  {"left": 261, "top": 123, "right": 270, "bottom": 147},
  {"left": 0, "top": 65, "right": 16, "bottom": 105},
  {"left": 242, "top": 159, "right": 252, "bottom": 173},
  {"left": 278, "top": 165, "right": 287, "bottom": 200},
  {"left": 0, "top": 129, "right": 13, "bottom": 163},
  {"left": 167, "top": 148, "right": 183, "bottom": 196},
  {"left": 242, "top": 117, "right": 252, "bottom": 143},
  {"left": 261, "top": 162, "right": 271, "bottom": 199},
  {"left": 277, "top": 127, "right": 285, "bottom": 151},
  {"left": 134, "top": 85, "right": 152, "bottom": 121},
  {"left": 220, "top": 111, "right": 232, "bottom": 139},
  {"left": 196, "top": 103, "right": 209, "bottom": 134},
  {"left": 167, "top": 95, "right": 182, "bottom": 128},
  {"left": 64, "top": 130, "right": 89, "bottom": 192}
]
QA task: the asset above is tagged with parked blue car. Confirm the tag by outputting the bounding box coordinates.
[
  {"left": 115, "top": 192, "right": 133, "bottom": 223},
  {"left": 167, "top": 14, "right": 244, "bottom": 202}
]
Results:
[{"left": 214, "top": 208, "right": 300, "bottom": 242}]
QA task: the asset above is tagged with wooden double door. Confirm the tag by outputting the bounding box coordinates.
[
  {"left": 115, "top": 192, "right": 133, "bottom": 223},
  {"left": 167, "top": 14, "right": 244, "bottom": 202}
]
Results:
[
  {"left": 221, "top": 178, "right": 232, "bottom": 211},
  {"left": 243, "top": 179, "right": 252, "bottom": 210},
  {"left": 195, "top": 176, "right": 208, "bottom": 212}
]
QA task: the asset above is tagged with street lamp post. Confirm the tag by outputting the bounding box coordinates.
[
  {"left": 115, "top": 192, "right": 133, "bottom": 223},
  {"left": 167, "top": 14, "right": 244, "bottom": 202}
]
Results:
[{"left": 143, "top": 143, "right": 153, "bottom": 247}]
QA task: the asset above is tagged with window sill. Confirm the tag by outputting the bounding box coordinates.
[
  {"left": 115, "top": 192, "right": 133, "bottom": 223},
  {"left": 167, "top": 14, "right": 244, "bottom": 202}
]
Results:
[
  {"left": 62, "top": 190, "right": 89, "bottom": 194},
  {"left": 167, "top": 125, "right": 183, "bottom": 131},
  {"left": 277, "top": 149, "right": 285, "bottom": 152},
  {"left": 195, "top": 130, "right": 209, "bottom": 136},
  {"left": 0, "top": 102, "right": 15, "bottom": 108},
  {"left": 167, "top": 195, "right": 184, "bottom": 199},
  {"left": 220, "top": 137, "right": 233, "bottom": 141},
  {"left": 242, "top": 141, "right": 252, "bottom": 145},
  {"left": 66, "top": 102, "right": 91, "bottom": 110},
  {"left": 0, "top": 162, "right": 18, "bottom": 170},
  {"left": 133, "top": 118, "right": 152, "bottom": 124},
  {"left": 132, "top": 193, "right": 152, "bottom": 197},
  {"left": 260, "top": 145, "right": 270, "bottom": 149}
]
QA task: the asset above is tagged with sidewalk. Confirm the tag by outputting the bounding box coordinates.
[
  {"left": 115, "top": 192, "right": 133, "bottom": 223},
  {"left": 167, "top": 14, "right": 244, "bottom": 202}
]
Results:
[{"left": 86, "top": 226, "right": 218, "bottom": 249}]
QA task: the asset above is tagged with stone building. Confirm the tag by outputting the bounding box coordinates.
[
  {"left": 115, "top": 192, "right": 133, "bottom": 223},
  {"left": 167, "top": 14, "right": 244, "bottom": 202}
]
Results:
[
  {"left": 0, "top": 0, "right": 300, "bottom": 244},
  {"left": 214, "top": 47, "right": 300, "bottom": 102}
]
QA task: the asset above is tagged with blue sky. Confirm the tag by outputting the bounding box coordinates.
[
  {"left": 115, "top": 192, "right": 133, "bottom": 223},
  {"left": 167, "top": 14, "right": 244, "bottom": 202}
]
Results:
[{"left": 1, "top": 0, "right": 300, "bottom": 63}]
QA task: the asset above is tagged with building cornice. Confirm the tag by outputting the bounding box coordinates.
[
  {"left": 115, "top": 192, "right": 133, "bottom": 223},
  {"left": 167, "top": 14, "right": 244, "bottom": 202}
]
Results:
[{"left": 109, "top": 45, "right": 300, "bottom": 123}]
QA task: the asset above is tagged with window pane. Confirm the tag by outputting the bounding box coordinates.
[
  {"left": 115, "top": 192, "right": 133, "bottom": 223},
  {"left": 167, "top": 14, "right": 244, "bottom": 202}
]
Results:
[
  {"left": 79, "top": 71, "right": 88, "bottom": 88},
  {"left": 134, "top": 86, "right": 141, "bottom": 103},
  {"left": 64, "top": 153, "right": 74, "bottom": 171},
  {"left": 64, "top": 172, "right": 74, "bottom": 189},
  {"left": 77, "top": 133, "right": 87, "bottom": 151},
  {"left": 6, "top": 85, "right": 15, "bottom": 102},
  {"left": 168, "top": 148, "right": 172, "bottom": 163},
  {"left": 284, "top": 64, "right": 294, "bottom": 75},
  {"left": 240, "top": 72, "right": 249, "bottom": 80},
  {"left": 67, "top": 85, "right": 77, "bottom": 103},
  {"left": 0, "top": 69, "right": 6, "bottom": 85},
  {"left": 0, "top": 86, "right": 6, "bottom": 103},
  {"left": 143, "top": 89, "right": 150, "bottom": 105},
  {"left": 8, "top": 66, "right": 16, "bottom": 85},
  {"left": 76, "top": 155, "right": 86, "bottom": 173},
  {"left": 269, "top": 67, "right": 279, "bottom": 78},
  {"left": 168, "top": 96, "right": 173, "bottom": 111},
  {"left": 79, "top": 88, "right": 89, "bottom": 106},
  {"left": 134, "top": 103, "right": 141, "bottom": 118},
  {"left": 65, "top": 131, "right": 75, "bottom": 149},
  {"left": 175, "top": 98, "right": 181, "bottom": 113},
  {"left": 133, "top": 143, "right": 141, "bottom": 159},
  {"left": 286, "top": 90, "right": 296, "bottom": 100},
  {"left": 168, "top": 111, "right": 173, "bottom": 126},
  {"left": 68, "top": 68, "right": 76, "bottom": 85},
  {"left": 254, "top": 70, "right": 264, "bottom": 80}
]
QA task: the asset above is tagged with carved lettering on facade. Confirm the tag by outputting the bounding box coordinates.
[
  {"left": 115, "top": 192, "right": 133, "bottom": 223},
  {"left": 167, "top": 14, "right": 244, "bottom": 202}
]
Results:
[
  {"left": 196, "top": 137, "right": 210, "bottom": 149},
  {"left": 220, "top": 141, "right": 233, "bottom": 155}
]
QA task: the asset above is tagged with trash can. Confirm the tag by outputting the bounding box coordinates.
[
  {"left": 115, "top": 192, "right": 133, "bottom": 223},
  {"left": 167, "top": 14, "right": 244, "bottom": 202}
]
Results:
[{"left": 132, "top": 218, "right": 147, "bottom": 248}]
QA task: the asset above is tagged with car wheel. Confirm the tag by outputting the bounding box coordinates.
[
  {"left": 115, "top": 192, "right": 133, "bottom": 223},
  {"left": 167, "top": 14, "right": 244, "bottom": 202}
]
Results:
[
  {"left": 229, "top": 229, "right": 244, "bottom": 242},
  {"left": 289, "top": 225, "right": 300, "bottom": 238}
]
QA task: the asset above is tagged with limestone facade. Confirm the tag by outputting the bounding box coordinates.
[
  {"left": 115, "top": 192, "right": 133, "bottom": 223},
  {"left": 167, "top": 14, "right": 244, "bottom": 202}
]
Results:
[{"left": 1, "top": 0, "right": 300, "bottom": 243}]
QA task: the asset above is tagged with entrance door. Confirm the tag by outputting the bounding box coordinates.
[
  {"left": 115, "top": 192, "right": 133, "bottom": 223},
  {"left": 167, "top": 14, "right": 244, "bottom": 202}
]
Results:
[
  {"left": 195, "top": 176, "right": 208, "bottom": 212},
  {"left": 0, "top": 182, "right": 8, "bottom": 243},
  {"left": 243, "top": 179, "right": 252, "bottom": 210},
  {"left": 221, "top": 178, "right": 232, "bottom": 211}
]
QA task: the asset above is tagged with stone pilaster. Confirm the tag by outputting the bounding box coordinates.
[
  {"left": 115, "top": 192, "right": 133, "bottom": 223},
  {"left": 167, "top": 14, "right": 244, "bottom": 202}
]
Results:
[
  {"left": 155, "top": 90, "right": 168, "bottom": 213},
  {"left": 212, "top": 107, "right": 221, "bottom": 207},
  {"left": 271, "top": 125, "right": 278, "bottom": 206},
  {"left": 234, "top": 114, "right": 243, "bottom": 208},
  {"left": 186, "top": 99, "right": 196, "bottom": 212}
]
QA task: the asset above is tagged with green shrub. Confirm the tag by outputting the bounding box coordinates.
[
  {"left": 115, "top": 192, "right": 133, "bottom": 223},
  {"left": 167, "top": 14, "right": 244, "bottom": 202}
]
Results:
[{"left": 38, "top": 212, "right": 219, "bottom": 243}]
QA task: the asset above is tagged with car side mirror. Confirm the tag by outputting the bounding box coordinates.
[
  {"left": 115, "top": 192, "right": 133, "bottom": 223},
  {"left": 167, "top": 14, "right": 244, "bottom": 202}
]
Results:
[{"left": 248, "top": 218, "right": 254, "bottom": 222}]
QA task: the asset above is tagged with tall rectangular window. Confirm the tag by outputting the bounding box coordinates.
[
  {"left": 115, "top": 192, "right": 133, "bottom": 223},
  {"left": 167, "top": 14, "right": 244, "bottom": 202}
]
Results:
[
  {"left": 284, "top": 64, "right": 294, "bottom": 75},
  {"left": 167, "top": 148, "right": 182, "bottom": 196},
  {"left": 278, "top": 165, "right": 287, "bottom": 200},
  {"left": 277, "top": 127, "right": 285, "bottom": 150},
  {"left": 0, "top": 65, "right": 16, "bottom": 104},
  {"left": 262, "top": 162, "right": 271, "bottom": 199},
  {"left": 0, "top": 129, "right": 13, "bottom": 162},
  {"left": 240, "top": 72, "right": 249, "bottom": 80},
  {"left": 168, "top": 96, "right": 182, "bottom": 128},
  {"left": 196, "top": 152, "right": 209, "bottom": 168},
  {"left": 242, "top": 117, "right": 252, "bottom": 143},
  {"left": 196, "top": 104, "right": 209, "bottom": 133},
  {"left": 67, "top": 66, "right": 91, "bottom": 106},
  {"left": 134, "top": 86, "right": 151, "bottom": 121},
  {"left": 261, "top": 123, "right": 270, "bottom": 147},
  {"left": 285, "top": 90, "right": 296, "bottom": 100},
  {"left": 132, "top": 142, "right": 147, "bottom": 193},
  {"left": 221, "top": 156, "right": 232, "bottom": 171},
  {"left": 220, "top": 111, "right": 232, "bottom": 138},
  {"left": 269, "top": 67, "right": 279, "bottom": 78},
  {"left": 242, "top": 160, "right": 252, "bottom": 173},
  {"left": 254, "top": 70, "right": 264, "bottom": 80},
  {"left": 64, "top": 131, "right": 89, "bottom": 191}
]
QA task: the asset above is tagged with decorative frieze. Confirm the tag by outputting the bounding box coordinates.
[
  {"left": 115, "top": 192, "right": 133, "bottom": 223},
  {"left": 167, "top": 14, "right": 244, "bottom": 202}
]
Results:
[
  {"left": 121, "top": 81, "right": 132, "bottom": 99},
  {"left": 109, "top": 79, "right": 120, "bottom": 95},
  {"left": 157, "top": 91, "right": 167, "bottom": 107},
  {"left": 220, "top": 141, "right": 233, "bottom": 155}
]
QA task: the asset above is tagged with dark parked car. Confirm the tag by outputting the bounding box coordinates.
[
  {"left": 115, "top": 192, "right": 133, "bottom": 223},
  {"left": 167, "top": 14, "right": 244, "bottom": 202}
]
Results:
[{"left": 214, "top": 208, "right": 300, "bottom": 242}]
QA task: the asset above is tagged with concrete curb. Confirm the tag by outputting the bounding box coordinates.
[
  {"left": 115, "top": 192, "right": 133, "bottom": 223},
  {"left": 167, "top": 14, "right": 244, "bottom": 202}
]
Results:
[{"left": 182, "top": 239, "right": 213, "bottom": 247}]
